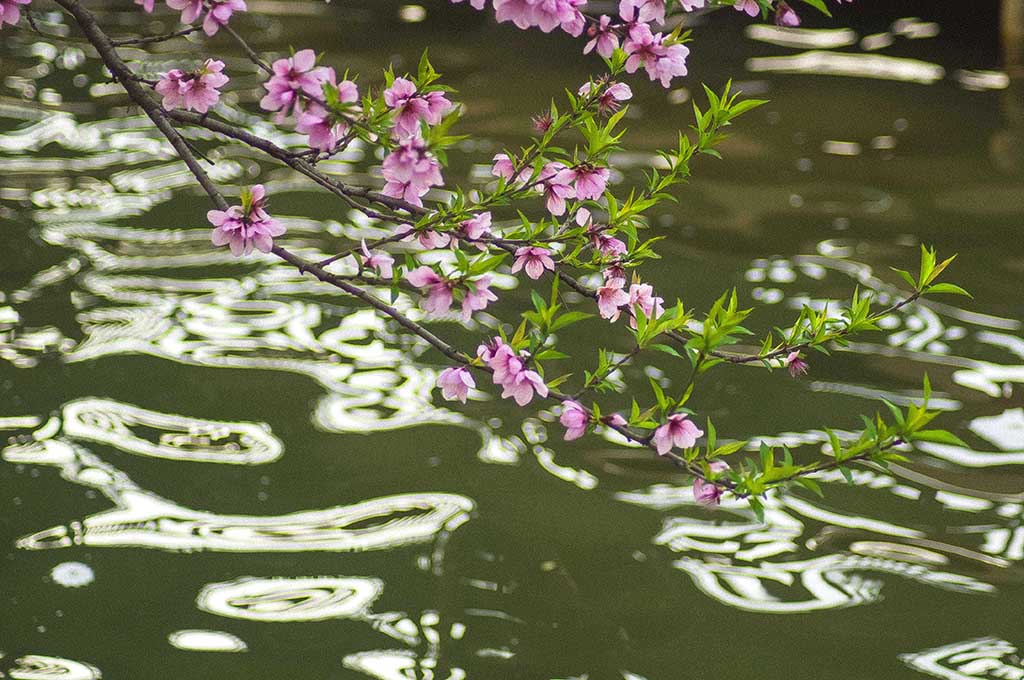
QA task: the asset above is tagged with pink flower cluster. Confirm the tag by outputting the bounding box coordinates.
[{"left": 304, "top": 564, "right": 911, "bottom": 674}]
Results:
[
  {"left": 596, "top": 269, "right": 664, "bottom": 327},
  {"left": 154, "top": 59, "right": 228, "bottom": 114},
  {"left": 623, "top": 24, "right": 690, "bottom": 87},
  {"left": 527, "top": 160, "right": 610, "bottom": 216},
  {"left": 0, "top": 0, "right": 30, "bottom": 30},
  {"left": 478, "top": 337, "right": 548, "bottom": 406},
  {"left": 207, "top": 184, "right": 285, "bottom": 256},
  {"left": 405, "top": 266, "right": 498, "bottom": 319},
  {"left": 144, "top": 0, "right": 247, "bottom": 36},
  {"left": 260, "top": 49, "right": 358, "bottom": 153},
  {"left": 492, "top": 0, "right": 585, "bottom": 36},
  {"left": 381, "top": 136, "right": 444, "bottom": 207},
  {"left": 383, "top": 77, "right": 453, "bottom": 139}
]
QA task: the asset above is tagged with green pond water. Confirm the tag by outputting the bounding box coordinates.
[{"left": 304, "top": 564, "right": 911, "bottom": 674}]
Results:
[{"left": 2, "top": 1, "right": 1024, "bottom": 678}]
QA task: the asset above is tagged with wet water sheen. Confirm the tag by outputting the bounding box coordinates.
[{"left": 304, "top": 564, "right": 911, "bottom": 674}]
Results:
[{"left": 2, "top": 1, "right": 1024, "bottom": 679}]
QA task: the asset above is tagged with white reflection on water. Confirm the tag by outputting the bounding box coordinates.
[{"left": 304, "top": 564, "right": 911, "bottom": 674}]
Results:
[
  {"left": 747, "top": 51, "right": 945, "bottom": 84},
  {"left": 745, "top": 25, "right": 858, "bottom": 50},
  {"left": 197, "top": 576, "right": 383, "bottom": 622},
  {"left": 167, "top": 630, "right": 248, "bottom": 653},
  {"left": 618, "top": 471, "right": 1011, "bottom": 614},
  {"left": 901, "top": 637, "right": 1024, "bottom": 680},
  {"left": 343, "top": 649, "right": 466, "bottom": 680},
  {"left": 4, "top": 436, "right": 474, "bottom": 553},
  {"left": 61, "top": 398, "right": 283, "bottom": 465},
  {"left": 18, "top": 484, "right": 474, "bottom": 553},
  {"left": 4, "top": 654, "right": 102, "bottom": 680}
]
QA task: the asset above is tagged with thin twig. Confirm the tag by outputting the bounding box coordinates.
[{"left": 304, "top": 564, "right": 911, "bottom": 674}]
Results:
[{"left": 111, "top": 26, "right": 200, "bottom": 46}]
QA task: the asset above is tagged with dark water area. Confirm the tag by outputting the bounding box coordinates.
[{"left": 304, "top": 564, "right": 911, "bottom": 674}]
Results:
[{"left": 2, "top": 1, "right": 1024, "bottom": 679}]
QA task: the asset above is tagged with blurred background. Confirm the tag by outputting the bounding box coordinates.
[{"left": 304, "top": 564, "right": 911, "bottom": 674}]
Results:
[{"left": 1, "top": 1, "right": 1023, "bottom": 678}]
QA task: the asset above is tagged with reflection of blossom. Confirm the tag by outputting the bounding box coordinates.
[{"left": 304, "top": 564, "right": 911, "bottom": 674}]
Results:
[{"left": 51, "top": 561, "right": 95, "bottom": 588}]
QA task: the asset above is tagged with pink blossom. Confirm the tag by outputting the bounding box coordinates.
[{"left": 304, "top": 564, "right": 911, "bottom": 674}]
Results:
[
  {"left": 560, "top": 1, "right": 586, "bottom": 36},
  {"left": 381, "top": 136, "right": 444, "bottom": 207},
  {"left": 579, "top": 81, "right": 634, "bottom": 115},
  {"left": 563, "top": 164, "right": 609, "bottom": 201},
  {"left": 296, "top": 105, "right": 341, "bottom": 152},
  {"left": 478, "top": 338, "right": 549, "bottom": 406},
  {"left": 154, "top": 59, "right": 229, "bottom": 114},
  {"left": 384, "top": 77, "right": 453, "bottom": 138},
  {"left": 734, "top": 0, "right": 759, "bottom": 17},
  {"left": 774, "top": 1, "right": 800, "bottom": 26},
  {"left": 494, "top": 0, "right": 584, "bottom": 35},
  {"left": 628, "top": 282, "right": 664, "bottom": 329},
  {"left": 294, "top": 79, "right": 357, "bottom": 151},
  {"left": 576, "top": 208, "right": 626, "bottom": 258},
  {"left": 133, "top": 0, "right": 155, "bottom": 13},
  {"left": 623, "top": 24, "right": 689, "bottom": 87},
  {"left": 560, "top": 400, "right": 589, "bottom": 440},
  {"left": 531, "top": 112, "right": 554, "bottom": 134},
  {"left": 680, "top": 0, "right": 707, "bottom": 9},
  {"left": 437, "top": 366, "right": 475, "bottom": 403},
  {"left": 577, "top": 81, "right": 632, "bottom": 115},
  {"left": 461, "top": 275, "right": 498, "bottom": 321},
  {"left": 511, "top": 246, "right": 555, "bottom": 280},
  {"left": 0, "top": 0, "right": 29, "bottom": 28},
  {"left": 693, "top": 460, "right": 730, "bottom": 506},
  {"left": 599, "top": 82, "right": 632, "bottom": 114},
  {"left": 619, "top": 0, "right": 664, "bottom": 24},
  {"left": 595, "top": 232, "right": 627, "bottom": 257},
  {"left": 604, "top": 413, "right": 628, "bottom": 427},
  {"left": 500, "top": 362, "right": 549, "bottom": 405},
  {"left": 652, "top": 413, "right": 704, "bottom": 456},
  {"left": 417, "top": 230, "right": 452, "bottom": 249},
  {"left": 603, "top": 260, "right": 627, "bottom": 283},
  {"left": 202, "top": 0, "right": 246, "bottom": 36},
  {"left": 208, "top": 185, "right": 285, "bottom": 257},
  {"left": 597, "top": 276, "right": 630, "bottom": 322},
  {"left": 492, "top": 0, "right": 532, "bottom": 27},
  {"left": 584, "top": 16, "right": 618, "bottom": 58},
  {"left": 452, "top": 0, "right": 486, "bottom": 8},
  {"left": 166, "top": 0, "right": 203, "bottom": 24},
  {"left": 405, "top": 266, "right": 453, "bottom": 315},
  {"left": 260, "top": 49, "right": 332, "bottom": 119},
  {"left": 491, "top": 153, "right": 529, "bottom": 185},
  {"left": 786, "top": 351, "right": 809, "bottom": 378},
  {"left": 479, "top": 337, "right": 517, "bottom": 384},
  {"left": 359, "top": 240, "right": 394, "bottom": 278},
  {"left": 459, "top": 212, "right": 492, "bottom": 250},
  {"left": 538, "top": 162, "right": 575, "bottom": 215}
]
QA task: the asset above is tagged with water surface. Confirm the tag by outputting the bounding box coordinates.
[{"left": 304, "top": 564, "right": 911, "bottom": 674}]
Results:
[{"left": 2, "top": 2, "right": 1024, "bottom": 679}]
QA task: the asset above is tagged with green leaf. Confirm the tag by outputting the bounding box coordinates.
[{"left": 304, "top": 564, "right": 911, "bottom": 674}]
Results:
[
  {"left": 890, "top": 267, "right": 918, "bottom": 289},
  {"left": 796, "top": 478, "right": 824, "bottom": 497},
  {"left": 748, "top": 496, "right": 765, "bottom": 522},
  {"left": 713, "top": 441, "right": 747, "bottom": 458},
  {"left": 912, "top": 430, "right": 968, "bottom": 447},
  {"left": 549, "top": 311, "right": 594, "bottom": 332},
  {"left": 925, "top": 283, "right": 973, "bottom": 298},
  {"left": 650, "top": 343, "right": 683, "bottom": 358}
]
